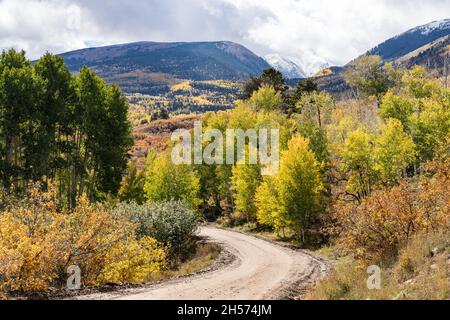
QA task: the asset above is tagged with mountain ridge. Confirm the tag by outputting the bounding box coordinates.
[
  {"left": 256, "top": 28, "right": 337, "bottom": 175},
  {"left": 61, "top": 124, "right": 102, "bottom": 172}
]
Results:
[
  {"left": 367, "top": 18, "right": 450, "bottom": 61},
  {"left": 60, "top": 40, "right": 271, "bottom": 84}
]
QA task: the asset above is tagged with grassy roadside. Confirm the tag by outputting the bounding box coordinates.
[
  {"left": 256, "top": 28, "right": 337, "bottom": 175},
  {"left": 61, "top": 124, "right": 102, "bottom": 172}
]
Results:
[
  {"left": 215, "top": 222, "right": 449, "bottom": 300},
  {"left": 307, "top": 231, "right": 450, "bottom": 300},
  {"left": 156, "top": 242, "right": 221, "bottom": 280}
]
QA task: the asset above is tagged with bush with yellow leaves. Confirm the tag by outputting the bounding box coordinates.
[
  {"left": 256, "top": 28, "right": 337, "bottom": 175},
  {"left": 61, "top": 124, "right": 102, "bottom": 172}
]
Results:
[{"left": 0, "top": 186, "right": 167, "bottom": 295}]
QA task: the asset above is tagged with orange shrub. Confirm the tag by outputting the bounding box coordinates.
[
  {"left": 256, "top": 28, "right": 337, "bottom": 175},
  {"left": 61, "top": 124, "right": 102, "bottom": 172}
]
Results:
[{"left": 333, "top": 161, "right": 449, "bottom": 263}]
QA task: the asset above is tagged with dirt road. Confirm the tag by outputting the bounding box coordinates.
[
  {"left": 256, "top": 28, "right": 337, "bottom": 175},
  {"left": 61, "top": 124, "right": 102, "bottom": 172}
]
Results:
[{"left": 77, "top": 227, "right": 328, "bottom": 300}]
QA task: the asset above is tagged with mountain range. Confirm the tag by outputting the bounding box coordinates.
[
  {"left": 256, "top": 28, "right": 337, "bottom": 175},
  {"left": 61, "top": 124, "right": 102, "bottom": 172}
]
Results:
[
  {"left": 58, "top": 19, "right": 450, "bottom": 96},
  {"left": 368, "top": 19, "right": 450, "bottom": 61}
]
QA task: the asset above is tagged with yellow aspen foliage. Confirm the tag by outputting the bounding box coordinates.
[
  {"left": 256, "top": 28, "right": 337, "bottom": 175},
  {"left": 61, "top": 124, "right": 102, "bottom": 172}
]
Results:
[
  {"left": 277, "top": 136, "right": 324, "bottom": 237},
  {"left": 256, "top": 135, "right": 323, "bottom": 241},
  {"left": 340, "top": 128, "right": 376, "bottom": 199},
  {"left": 231, "top": 162, "right": 261, "bottom": 223},
  {"left": 144, "top": 151, "right": 201, "bottom": 209},
  {"left": 256, "top": 110, "right": 296, "bottom": 151},
  {"left": 228, "top": 100, "right": 257, "bottom": 130},
  {"left": 0, "top": 186, "right": 167, "bottom": 294},
  {"left": 248, "top": 84, "right": 283, "bottom": 112},
  {"left": 255, "top": 176, "right": 286, "bottom": 230},
  {"left": 374, "top": 119, "right": 416, "bottom": 184}
]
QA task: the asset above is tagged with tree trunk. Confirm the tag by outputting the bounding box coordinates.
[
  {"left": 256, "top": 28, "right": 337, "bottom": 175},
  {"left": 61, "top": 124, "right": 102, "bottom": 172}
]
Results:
[{"left": 4, "top": 135, "right": 14, "bottom": 191}]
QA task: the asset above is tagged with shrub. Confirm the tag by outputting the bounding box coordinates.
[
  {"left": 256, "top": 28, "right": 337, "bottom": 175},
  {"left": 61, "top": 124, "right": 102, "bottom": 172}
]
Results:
[
  {"left": 111, "top": 201, "right": 199, "bottom": 259},
  {"left": 97, "top": 236, "right": 167, "bottom": 285},
  {"left": 0, "top": 186, "right": 166, "bottom": 295},
  {"left": 333, "top": 161, "right": 449, "bottom": 263},
  {"left": 61, "top": 199, "right": 166, "bottom": 286}
]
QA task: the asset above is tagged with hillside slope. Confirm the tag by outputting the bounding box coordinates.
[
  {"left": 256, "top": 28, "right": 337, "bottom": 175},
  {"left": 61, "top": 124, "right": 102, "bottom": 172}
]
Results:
[
  {"left": 368, "top": 19, "right": 450, "bottom": 61},
  {"left": 396, "top": 35, "right": 449, "bottom": 74},
  {"left": 60, "top": 41, "right": 270, "bottom": 83}
]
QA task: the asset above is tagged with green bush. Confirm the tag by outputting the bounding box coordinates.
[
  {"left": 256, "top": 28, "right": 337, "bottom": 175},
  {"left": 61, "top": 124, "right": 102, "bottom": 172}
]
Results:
[{"left": 112, "top": 201, "right": 199, "bottom": 259}]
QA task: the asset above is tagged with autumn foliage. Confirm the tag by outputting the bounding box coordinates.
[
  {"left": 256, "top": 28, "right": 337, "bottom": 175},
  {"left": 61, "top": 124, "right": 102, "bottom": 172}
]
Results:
[
  {"left": 333, "top": 161, "right": 449, "bottom": 263},
  {"left": 0, "top": 186, "right": 166, "bottom": 295}
]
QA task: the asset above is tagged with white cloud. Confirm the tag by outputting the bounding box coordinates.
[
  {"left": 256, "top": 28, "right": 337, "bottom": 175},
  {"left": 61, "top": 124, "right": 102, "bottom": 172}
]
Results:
[
  {"left": 0, "top": 0, "right": 99, "bottom": 57},
  {"left": 226, "top": 0, "right": 450, "bottom": 73},
  {"left": 0, "top": 0, "right": 449, "bottom": 74}
]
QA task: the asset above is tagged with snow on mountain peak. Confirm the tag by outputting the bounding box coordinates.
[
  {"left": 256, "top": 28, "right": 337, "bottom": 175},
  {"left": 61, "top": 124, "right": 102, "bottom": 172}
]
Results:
[
  {"left": 264, "top": 54, "right": 306, "bottom": 79},
  {"left": 407, "top": 19, "right": 450, "bottom": 36}
]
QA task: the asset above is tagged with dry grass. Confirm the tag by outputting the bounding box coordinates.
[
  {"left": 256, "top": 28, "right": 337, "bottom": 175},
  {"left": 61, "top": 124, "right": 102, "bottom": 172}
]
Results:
[
  {"left": 307, "top": 230, "right": 450, "bottom": 300},
  {"left": 156, "top": 242, "right": 221, "bottom": 280}
]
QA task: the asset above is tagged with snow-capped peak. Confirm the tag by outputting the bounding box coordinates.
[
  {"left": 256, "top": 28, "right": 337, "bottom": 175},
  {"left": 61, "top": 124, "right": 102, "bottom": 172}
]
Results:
[
  {"left": 406, "top": 18, "right": 450, "bottom": 36},
  {"left": 264, "top": 54, "right": 306, "bottom": 79}
]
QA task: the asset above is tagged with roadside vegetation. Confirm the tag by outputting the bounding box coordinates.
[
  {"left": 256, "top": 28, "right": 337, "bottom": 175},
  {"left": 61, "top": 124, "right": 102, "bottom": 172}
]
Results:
[{"left": 308, "top": 230, "right": 449, "bottom": 300}]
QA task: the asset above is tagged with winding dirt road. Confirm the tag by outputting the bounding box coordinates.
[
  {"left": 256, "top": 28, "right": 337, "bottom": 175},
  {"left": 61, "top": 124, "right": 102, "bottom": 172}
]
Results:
[{"left": 77, "top": 227, "right": 328, "bottom": 300}]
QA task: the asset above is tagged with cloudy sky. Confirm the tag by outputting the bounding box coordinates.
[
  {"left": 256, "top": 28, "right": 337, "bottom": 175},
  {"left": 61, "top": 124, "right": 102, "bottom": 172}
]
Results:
[{"left": 1, "top": 0, "right": 449, "bottom": 74}]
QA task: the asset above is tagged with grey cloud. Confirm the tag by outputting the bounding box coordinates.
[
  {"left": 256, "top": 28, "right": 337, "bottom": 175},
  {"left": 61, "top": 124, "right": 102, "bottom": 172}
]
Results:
[
  {"left": 71, "top": 0, "right": 275, "bottom": 50},
  {"left": 0, "top": 0, "right": 449, "bottom": 73}
]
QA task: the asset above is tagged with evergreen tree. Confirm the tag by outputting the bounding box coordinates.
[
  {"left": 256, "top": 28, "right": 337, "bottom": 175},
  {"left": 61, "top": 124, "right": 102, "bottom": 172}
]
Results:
[{"left": 118, "top": 163, "right": 146, "bottom": 205}]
